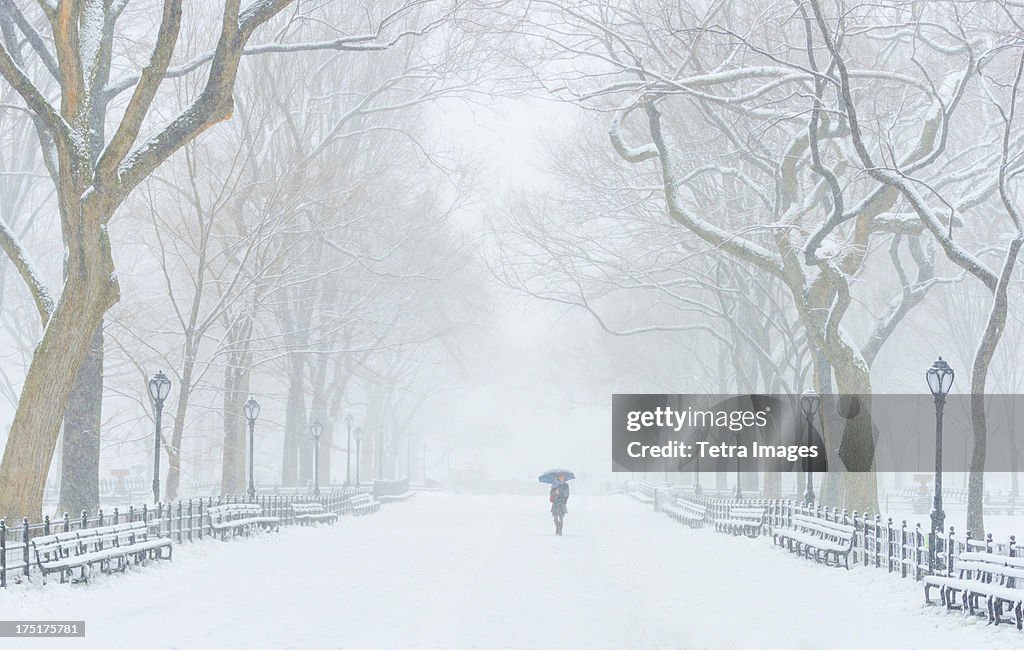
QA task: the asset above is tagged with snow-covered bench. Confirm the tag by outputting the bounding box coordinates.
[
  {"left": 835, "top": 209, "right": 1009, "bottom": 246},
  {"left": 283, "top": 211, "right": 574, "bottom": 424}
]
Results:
[
  {"left": 31, "top": 521, "right": 172, "bottom": 584},
  {"left": 714, "top": 506, "right": 764, "bottom": 538},
  {"left": 208, "top": 503, "right": 280, "bottom": 539},
  {"left": 349, "top": 493, "right": 381, "bottom": 516},
  {"left": 291, "top": 502, "right": 338, "bottom": 525},
  {"left": 660, "top": 498, "right": 706, "bottom": 528},
  {"left": 771, "top": 514, "right": 854, "bottom": 569},
  {"left": 926, "top": 552, "right": 1024, "bottom": 627}
]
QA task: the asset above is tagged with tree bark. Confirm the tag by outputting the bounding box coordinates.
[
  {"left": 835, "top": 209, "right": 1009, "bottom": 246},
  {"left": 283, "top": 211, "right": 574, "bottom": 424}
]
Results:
[
  {"left": 282, "top": 350, "right": 306, "bottom": 487},
  {"left": 967, "top": 268, "right": 1018, "bottom": 535},
  {"left": 310, "top": 353, "right": 331, "bottom": 483},
  {"left": 164, "top": 338, "right": 196, "bottom": 501},
  {"left": 220, "top": 360, "right": 249, "bottom": 496},
  {"left": 57, "top": 322, "right": 103, "bottom": 516},
  {"left": 220, "top": 316, "right": 252, "bottom": 496},
  {"left": 0, "top": 222, "right": 117, "bottom": 520}
]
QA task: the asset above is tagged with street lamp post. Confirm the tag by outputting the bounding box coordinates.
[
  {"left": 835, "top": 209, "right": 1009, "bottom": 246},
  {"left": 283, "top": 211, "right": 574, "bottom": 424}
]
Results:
[
  {"left": 344, "top": 414, "right": 354, "bottom": 487},
  {"left": 926, "top": 357, "right": 955, "bottom": 548},
  {"left": 148, "top": 371, "right": 171, "bottom": 504},
  {"left": 801, "top": 389, "right": 820, "bottom": 505},
  {"left": 734, "top": 429, "right": 742, "bottom": 499},
  {"left": 244, "top": 397, "right": 260, "bottom": 500},
  {"left": 311, "top": 420, "right": 323, "bottom": 496},
  {"left": 693, "top": 427, "right": 705, "bottom": 496},
  {"left": 377, "top": 426, "right": 384, "bottom": 480},
  {"left": 354, "top": 426, "right": 363, "bottom": 486}
]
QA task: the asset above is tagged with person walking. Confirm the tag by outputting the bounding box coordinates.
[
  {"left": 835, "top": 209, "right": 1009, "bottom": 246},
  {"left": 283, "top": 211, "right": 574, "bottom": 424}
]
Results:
[{"left": 550, "top": 473, "right": 570, "bottom": 535}]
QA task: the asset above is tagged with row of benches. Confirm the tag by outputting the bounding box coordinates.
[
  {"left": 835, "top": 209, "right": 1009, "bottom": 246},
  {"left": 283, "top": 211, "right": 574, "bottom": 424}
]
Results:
[
  {"left": 32, "top": 521, "right": 172, "bottom": 584},
  {"left": 4, "top": 494, "right": 381, "bottom": 587},
  {"left": 655, "top": 495, "right": 854, "bottom": 570},
  {"left": 771, "top": 514, "right": 855, "bottom": 569},
  {"left": 658, "top": 494, "right": 707, "bottom": 528},
  {"left": 648, "top": 493, "right": 1024, "bottom": 631},
  {"left": 925, "top": 552, "right": 1024, "bottom": 628},
  {"left": 929, "top": 552, "right": 1024, "bottom": 626}
]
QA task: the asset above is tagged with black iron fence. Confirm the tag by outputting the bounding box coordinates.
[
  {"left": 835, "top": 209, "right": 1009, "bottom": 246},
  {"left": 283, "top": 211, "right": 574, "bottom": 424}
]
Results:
[
  {"left": 0, "top": 487, "right": 369, "bottom": 588},
  {"left": 627, "top": 481, "right": 1015, "bottom": 584}
]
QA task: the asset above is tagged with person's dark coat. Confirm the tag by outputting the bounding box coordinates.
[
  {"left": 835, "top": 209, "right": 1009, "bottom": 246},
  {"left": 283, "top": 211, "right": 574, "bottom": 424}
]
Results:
[{"left": 550, "top": 480, "right": 570, "bottom": 516}]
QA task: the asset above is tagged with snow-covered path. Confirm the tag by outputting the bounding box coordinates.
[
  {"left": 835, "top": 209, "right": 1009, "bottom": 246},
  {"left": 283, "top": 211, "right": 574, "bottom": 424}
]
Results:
[{"left": 3, "top": 494, "right": 1021, "bottom": 649}]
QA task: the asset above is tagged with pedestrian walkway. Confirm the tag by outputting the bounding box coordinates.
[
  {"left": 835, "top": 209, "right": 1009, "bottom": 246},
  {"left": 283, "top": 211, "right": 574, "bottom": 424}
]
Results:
[{"left": 4, "top": 494, "right": 1020, "bottom": 649}]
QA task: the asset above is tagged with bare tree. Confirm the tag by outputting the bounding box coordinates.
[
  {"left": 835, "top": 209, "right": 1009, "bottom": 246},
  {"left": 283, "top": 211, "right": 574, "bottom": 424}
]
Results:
[{"left": 0, "top": 0, "right": 457, "bottom": 519}]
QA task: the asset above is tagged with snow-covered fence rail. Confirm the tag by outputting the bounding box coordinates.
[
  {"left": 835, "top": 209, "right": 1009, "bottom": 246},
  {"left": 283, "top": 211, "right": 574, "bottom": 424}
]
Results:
[
  {"left": 653, "top": 489, "right": 1015, "bottom": 583},
  {"left": 374, "top": 479, "right": 415, "bottom": 502},
  {"left": 625, "top": 480, "right": 670, "bottom": 505},
  {"left": 0, "top": 487, "right": 370, "bottom": 588}
]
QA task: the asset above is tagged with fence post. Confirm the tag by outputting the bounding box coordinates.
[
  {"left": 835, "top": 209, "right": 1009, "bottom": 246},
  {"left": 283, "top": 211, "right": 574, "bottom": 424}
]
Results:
[
  {"left": 900, "top": 521, "right": 907, "bottom": 578},
  {"left": 43, "top": 515, "right": 50, "bottom": 536},
  {"left": 188, "top": 500, "right": 194, "bottom": 542},
  {"left": 913, "top": 523, "right": 922, "bottom": 580},
  {"left": 850, "top": 511, "right": 859, "bottom": 564},
  {"left": 62, "top": 512, "right": 70, "bottom": 533},
  {"left": 177, "top": 501, "right": 184, "bottom": 543},
  {"left": 886, "top": 517, "right": 894, "bottom": 573},
  {"left": 20, "top": 518, "right": 29, "bottom": 579},
  {"left": 81, "top": 510, "right": 88, "bottom": 531},
  {"left": 97, "top": 508, "right": 104, "bottom": 528},
  {"left": 0, "top": 519, "right": 5, "bottom": 589}
]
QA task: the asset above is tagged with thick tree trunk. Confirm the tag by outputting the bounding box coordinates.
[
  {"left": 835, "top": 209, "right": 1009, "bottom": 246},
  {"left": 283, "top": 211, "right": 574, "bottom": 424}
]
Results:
[
  {"left": 220, "top": 361, "right": 248, "bottom": 496},
  {"left": 165, "top": 340, "right": 196, "bottom": 501},
  {"left": 310, "top": 354, "right": 331, "bottom": 484},
  {"left": 282, "top": 351, "right": 306, "bottom": 486},
  {"left": 831, "top": 352, "right": 877, "bottom": 513},
  {"left": 0, "top": 241, "right": 117, "bottom": 521},
  {"left": 57, "top": 322, "right": 103, "bottom": 516},
  {"left": 966, "top": 241, "right": 1020, "bottom": 537}
]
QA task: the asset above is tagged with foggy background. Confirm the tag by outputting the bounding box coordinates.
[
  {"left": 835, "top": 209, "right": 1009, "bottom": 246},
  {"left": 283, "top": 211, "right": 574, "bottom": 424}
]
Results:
[{"left": 0, "top": 0, "right": 1022, "bottom": 513}]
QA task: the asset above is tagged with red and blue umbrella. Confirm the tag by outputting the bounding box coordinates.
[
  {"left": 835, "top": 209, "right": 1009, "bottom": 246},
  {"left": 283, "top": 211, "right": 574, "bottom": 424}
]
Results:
[{"left": 538, "top": 468, "right": 575, "bottom": 484}]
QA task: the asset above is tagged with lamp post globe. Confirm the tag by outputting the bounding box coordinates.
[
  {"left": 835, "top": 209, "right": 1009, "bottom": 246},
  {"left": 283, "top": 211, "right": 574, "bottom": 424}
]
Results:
[
  {"left": 311, "top": 420, "right": 323, "bottom": 496},
  {"left": 800, "top": 388, "right": 820, "bottom": 505},
  {"left": 244, "top": 397, "right": 260, "bottom": 500},
  {"left": 344, "top": 414, "right": 355, "bottom": 487},
  {"left": 148, "top": 371, "right": 171, "bottom": 504},
  {"left": 926, "top": 357, "right": 954, "bottom": 551}
]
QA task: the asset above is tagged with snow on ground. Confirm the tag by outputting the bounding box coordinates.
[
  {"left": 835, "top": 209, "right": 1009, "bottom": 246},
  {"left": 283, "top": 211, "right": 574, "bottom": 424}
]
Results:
[{"left": 3, "top": 493, "right": 1023, "bottom": 649}]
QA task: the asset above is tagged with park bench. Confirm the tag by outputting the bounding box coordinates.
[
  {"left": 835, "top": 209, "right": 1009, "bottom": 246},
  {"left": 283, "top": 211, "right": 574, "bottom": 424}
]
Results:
[
  {"left": 714, "top": 506, "right": 764, "bottom": 538},
  {"left": 31, "top": 521, "right": 172, "bottom": 584},
  {"left": 349, "top": 493, "right": 381, "bottom": 516},
  {"left": 925, "top": 552, "right": 1024, "bottom": 627},
  {"left": 291, "top": 502, "right": 338, "bottom": 525},
  {"left": 771, "top": 514, "right": 855, "bottom": 569},
  {"left": 208, "top": 503, "right": 280, "bottom": 539},
  {"left": 659, "top": 497, "right": 706, "bottom": 528}
]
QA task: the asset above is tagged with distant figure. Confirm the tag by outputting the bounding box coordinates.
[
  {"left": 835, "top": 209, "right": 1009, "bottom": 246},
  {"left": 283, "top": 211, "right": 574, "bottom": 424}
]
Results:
[{"left": 550, "top": 473, "right": 570, "bottom": 535}]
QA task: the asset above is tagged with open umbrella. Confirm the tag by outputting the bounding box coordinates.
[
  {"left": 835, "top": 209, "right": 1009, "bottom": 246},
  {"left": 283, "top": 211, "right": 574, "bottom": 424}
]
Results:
[{"left": 538, "top": 468, "right": 575, "bottom": 484}]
